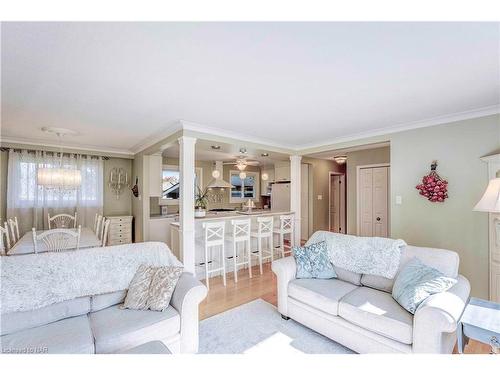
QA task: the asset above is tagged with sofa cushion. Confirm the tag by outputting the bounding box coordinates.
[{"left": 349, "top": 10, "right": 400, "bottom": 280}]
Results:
[
  {"left": 361, "top": 274, "right": 394, "bottom": 293},
  {"left": 338, "top": 287, "right": 414, "bottom": 344},
  {"left": 288, "top": 278, "right": 359, "bottom": 316},
  {"left": 392, "top": 257, "right": 457, "bottom": 314},
  {"left": 360, "top": 245, "right": 460, "bottom": 293},
  {"left": 0, "top": 315, "right": 94, "bottom": 354},
  {"left": 1, "top": 297, "right": 91, "bottom": 336},
  {"left": 334, "top": 266, "right": 362, "bottom": 286},
  {"left": 91, "top": 290, "right": 127, "bottom": 312},
  {"left": 89, "top": 304, "right": 180, "bottom": 353},
  {"left": 293, "top": 241, "right": 337, "bottom": 279}
]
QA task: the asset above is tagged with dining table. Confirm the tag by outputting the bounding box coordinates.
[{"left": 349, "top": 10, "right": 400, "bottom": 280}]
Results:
[{"left": 7, "top": 227, "right": 102, "bottom": 255}]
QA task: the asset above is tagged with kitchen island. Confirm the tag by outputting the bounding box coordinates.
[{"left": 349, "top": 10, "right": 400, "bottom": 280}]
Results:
[{"left": 169, "top": 209, "right": 294, "bottom": 279}]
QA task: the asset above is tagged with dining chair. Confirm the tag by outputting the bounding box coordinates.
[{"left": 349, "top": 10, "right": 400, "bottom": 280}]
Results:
[
  {"left": 95, "top": 214, "right": 104, "bottom": 236},
  {"left": 101, "top": 219, "right": 110, "bottom": 247},
  {"left": 32, "top": 225, "right": 82, "bottom": 253},
  {"left": 8, "top": 217, "right": 20, "bottom": 243},
  {"left": 98, "top": 216, "right": 107, "bottom": 242},
  {"left": 0, "top": 222, "right": 11, "bottom": 255},
  {"left": 48, "top": 212, "right": 78, "bottom": 229}
]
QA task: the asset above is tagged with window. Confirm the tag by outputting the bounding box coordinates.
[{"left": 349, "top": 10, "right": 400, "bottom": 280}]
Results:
[
  {"left": 160, "top": 165, "right": 203, "bottom": 205},
  {"left": 230, "top": 170, "right": 260, "bottom": 203},
  {"left": 8, "top": 150, "right": 103, "bottom": 210}
]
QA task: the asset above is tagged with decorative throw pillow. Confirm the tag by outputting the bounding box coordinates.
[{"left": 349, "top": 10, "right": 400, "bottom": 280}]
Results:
[
  {"left": 123, "top": 264, "right": 155, "bottom": 310},
  {"left": 147, "top": 266, "right": 183, "bottom": 311},
  {"left": 293, "top": 241, "right": 336, "bottom": 279},
  {"left": 392, "top": 257, "right": 457, "bottom": 314}
]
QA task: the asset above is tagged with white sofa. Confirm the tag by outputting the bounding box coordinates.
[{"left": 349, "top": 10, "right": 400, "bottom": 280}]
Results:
[
  {"left": 0, "top": 272, "right": 207, "bottom": 354},
  {"left": 272, "top": 240, "right": 470, "bottom": 354}
]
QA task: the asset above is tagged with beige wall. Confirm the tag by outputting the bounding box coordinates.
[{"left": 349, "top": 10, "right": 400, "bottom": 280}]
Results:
[
  {"left": 390, "top": 115, "right": 499, "bottom": 299},
  {"left": 345, "top": 147, "right": 391, "bottom": 235},
  {"left": 302, "top": 156, "right": 344, "bottom": 232},
  {"left": 103, "top": 157, "right": 133, "bottom": 216},
  {"left": 0, "top": 148, "right": 132, "bottom": 223}
]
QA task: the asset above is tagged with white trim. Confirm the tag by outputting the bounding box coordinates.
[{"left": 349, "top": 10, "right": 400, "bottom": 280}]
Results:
[
  {"left": 180, "top": 120, "right": 292, "bottom": 150},
  {"left": 328, "top": 171, "right": 346, "bottom": 234},
  {"left": 129, "top": 120, "right": 183, "bottom": 154},
  {"left": 356, "top": 163, "right": 391, "bottom": 236},
  {"left": 4, "top": 105, "right": 498, "bottom": 157},
  {"left": 298, "top": 105, "right": 500, "bottom": 151},
  {"left": 0, "top": 136, "right": 134, "bottom": 157}
]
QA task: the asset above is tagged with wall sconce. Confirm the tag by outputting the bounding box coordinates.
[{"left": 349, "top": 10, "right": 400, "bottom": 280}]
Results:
[{"left": 109, "top": 167, "right": 130, "bottom": 199}]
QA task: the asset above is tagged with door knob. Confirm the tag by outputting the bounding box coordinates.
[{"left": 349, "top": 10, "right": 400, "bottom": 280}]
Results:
[{"left": 376, "top": 217, "right": 381, "bottom": 221}]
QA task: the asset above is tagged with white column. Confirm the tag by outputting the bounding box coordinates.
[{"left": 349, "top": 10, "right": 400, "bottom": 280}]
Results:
[
  {"left": 290, "top": 155, "right": 302, "bottom": 246},
  {"left": 179, "top": 136, "right": 197, "bottom": 274}
]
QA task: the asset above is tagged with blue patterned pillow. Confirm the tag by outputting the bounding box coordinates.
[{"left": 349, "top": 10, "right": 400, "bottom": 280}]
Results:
[
  {"left": 293, "top": 241, "right": 337, "bottom": 279},
  {"left": 392, "top": 257, "right": 457, "bottom": 314}
]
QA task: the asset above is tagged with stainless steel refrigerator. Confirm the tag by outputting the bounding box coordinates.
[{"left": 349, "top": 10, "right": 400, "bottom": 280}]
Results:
[{"left": 271, "top": 182, "right": 290, "bottom": 211}]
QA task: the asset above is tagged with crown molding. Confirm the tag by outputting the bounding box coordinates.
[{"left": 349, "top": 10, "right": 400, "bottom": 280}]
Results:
[
  {"left": 0, "top": 136, "right": 134, "bottom": 158},
  {"left": 3, "top": 104, "right": 498, "bottom": 158},
  {"left": 296, "top": 104, "right": 500, "bottom": 152},
  {"left": 129, "top": 120, "right": 183, "bottom": 154},
  {"left": 179, "top": 120, "right": 294, "bottom": 151}
]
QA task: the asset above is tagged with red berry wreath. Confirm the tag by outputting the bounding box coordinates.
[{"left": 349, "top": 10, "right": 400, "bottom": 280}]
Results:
[{"left": 415, "top": 161, "right": 448, "bottom": 203}]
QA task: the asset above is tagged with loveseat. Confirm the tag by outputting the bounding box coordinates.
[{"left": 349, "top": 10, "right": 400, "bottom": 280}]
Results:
[{"left": 272, "top": 237, "right": 470, "bottom": 354}]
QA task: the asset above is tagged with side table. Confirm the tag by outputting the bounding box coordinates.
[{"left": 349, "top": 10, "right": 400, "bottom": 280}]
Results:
[{"left": 457, "top": 297, "right": 500, "bottom": 354}]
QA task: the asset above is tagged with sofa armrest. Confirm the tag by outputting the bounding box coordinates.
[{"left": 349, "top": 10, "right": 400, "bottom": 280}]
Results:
[
  {"left": 171, "top": 272, "right": 208, "bottom": 353},
  {"left": 271, "top": 256, "right": 297, "bottom": 317},
  {"left": 412, "top": 274, "right": 470, "bottom": 353}
]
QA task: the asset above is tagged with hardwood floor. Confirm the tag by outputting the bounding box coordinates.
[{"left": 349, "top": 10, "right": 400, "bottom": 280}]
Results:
[{"left": 198, "top": 263, "right": 489, "bottom": 354}]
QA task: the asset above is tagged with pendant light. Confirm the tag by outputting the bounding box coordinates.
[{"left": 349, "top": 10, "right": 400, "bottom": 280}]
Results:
[{"left": 37, "top": 127, "right": 82, "bottom": 190}]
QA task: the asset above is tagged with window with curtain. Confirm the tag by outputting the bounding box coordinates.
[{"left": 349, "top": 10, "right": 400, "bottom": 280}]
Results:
[{"left": 6, "top": 149, "right": 104, "bottom": 233}]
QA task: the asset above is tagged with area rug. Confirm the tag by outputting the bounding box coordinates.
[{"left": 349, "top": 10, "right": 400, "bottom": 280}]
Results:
[{"left": 198, "top": 299, "right": 354, "bottom": 354}]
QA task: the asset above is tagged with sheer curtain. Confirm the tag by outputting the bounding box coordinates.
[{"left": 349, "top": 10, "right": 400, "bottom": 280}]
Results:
[{"left": 6, "top": 149, "right": 104, "bottom": 235}]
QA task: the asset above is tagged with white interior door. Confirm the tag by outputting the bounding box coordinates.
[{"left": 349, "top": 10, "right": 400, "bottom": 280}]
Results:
[
  {"left": 300, "top": 164, "right": 310, "bottom": 241},
  {"left": 358, "top": 166, "right": 389, "bottom": 237}
]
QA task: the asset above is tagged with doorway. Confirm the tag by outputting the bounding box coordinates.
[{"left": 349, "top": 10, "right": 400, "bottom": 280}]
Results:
[
  {"left": 329, "top": 172, "right": 346, "bottom": 233},
  {"left": 357, "top": 164, "right": 390, "bottom": 237}
]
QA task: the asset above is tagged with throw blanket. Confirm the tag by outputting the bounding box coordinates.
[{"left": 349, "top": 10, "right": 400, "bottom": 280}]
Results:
[
  {"left": 306, "top": 231, "right": 406, "bottom": 279},
  {"left": 1, "top": 241, "right": 182, "bottom": 314}
]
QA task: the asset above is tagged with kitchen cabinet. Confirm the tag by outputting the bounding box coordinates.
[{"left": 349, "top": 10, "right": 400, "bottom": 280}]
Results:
[
  {"left": 260, "top": 167, "right": 274, "bottom": 196},
  {"left": 274, "top": 161, "right": 291, "bottom": 182},
  {"left": 148, "top": 154, "right": 163, "bottom": 197},
  {"left": 149, "top": 216, "right": 176, "bottom": 248}
]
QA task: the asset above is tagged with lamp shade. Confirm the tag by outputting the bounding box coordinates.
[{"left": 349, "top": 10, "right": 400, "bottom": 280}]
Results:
[
  {"left": 37, "top": 168, "right": 82, "bottom": 189},
  {"left": 473, "top": 177, "right": 500, "bottom": 212}
]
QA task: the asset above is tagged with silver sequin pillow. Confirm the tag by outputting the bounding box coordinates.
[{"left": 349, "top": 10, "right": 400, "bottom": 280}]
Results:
[
  {"left": 147, "top": 266, "right": 183, "bottom": 311},
  {"left": 123, "top": 264, "right": 155, "bottom": 310}
]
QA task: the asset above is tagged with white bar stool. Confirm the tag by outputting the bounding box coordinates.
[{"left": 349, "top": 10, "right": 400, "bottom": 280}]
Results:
[
  {"left": 250, "top": 216, "right": 274, "bottom": 274},
  {"left": 227, "top": 219, "right": 252, "bottom": 283},
  {"left": 202, "top": 221, "right": 226, "bottom": 290},
  {"left": 273, "top": 215, "right": 294, "bottom": 258}
]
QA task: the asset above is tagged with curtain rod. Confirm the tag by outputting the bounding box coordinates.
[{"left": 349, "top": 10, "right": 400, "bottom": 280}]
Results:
[{"left": 0, "top": 147, "right": 110, "bottom": 160}]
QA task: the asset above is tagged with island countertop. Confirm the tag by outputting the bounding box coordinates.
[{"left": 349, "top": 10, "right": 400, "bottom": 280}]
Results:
[{"left": 169, "top": 210, "right": 294, "bottom": 227}]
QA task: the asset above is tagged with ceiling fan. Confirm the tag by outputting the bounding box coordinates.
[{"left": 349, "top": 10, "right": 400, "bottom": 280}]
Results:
[{"left": 223, "top": 156, "right": 260, "bottom": 171}]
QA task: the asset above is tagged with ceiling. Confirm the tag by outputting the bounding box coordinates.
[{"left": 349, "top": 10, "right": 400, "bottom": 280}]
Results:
[
  {"left": 162, "top": 138, "right": 289, "bottom": 166},
  {"left": 1, "top": 22, "right": 499, "bottom": 154}
]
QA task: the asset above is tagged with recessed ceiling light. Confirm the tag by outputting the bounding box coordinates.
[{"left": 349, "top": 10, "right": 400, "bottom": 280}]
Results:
[
  {"left": 261, "top": 153, "right": 269, "bottom": 157},
  {"left": 211, "top": 145, "right": 221, "bottom": 150}
]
